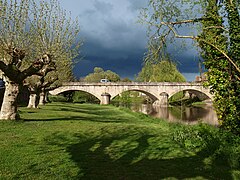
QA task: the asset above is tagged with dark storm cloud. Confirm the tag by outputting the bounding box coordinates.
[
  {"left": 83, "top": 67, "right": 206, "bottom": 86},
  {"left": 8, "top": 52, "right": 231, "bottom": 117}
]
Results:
[
  {"left": 68, "top": 0, "right": 148, "bottom": 79},
  {"left": 73, "top": 29, "right": 146, "bottom": 79},
  {"left": 59, "top": 0, "right": 200, "bottom": 81}
]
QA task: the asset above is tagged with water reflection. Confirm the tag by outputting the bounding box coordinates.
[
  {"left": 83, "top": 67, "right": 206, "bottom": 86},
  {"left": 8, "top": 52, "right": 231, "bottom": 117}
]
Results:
[{"left": 130, "top": 104, "right": 219, "bottom": 126}]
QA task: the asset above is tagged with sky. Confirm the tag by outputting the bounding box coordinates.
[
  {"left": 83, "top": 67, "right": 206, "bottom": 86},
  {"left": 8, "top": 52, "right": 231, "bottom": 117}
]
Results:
[{"left": 58, "top": 0, "right": 201, "bottom": 81}]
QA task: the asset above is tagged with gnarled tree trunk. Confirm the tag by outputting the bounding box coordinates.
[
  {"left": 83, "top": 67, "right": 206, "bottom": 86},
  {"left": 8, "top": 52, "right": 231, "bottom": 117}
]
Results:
[{"left": 0, "top": 78, "right": 20, "bottom": 120}]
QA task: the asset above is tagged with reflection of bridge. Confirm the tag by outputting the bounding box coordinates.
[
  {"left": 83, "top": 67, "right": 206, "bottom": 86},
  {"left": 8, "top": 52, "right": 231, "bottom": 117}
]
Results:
[{"left": 49, "top": 82, "right": 213, "bottom": 105}]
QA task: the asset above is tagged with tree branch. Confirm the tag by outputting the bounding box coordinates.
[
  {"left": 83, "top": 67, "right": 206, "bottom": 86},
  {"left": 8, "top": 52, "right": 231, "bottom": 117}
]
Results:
[
  {"left": 0, "top": 61, "right": 23, "bottom": 82},
  {"left": 42, "top": 77, "right": 58, "bottom": 88},
  {"left": 20, "top": 54, "right": 52, "bottom": 81},
  {"left": 160, "top": 23, "right": 240, "bottom": 76}
]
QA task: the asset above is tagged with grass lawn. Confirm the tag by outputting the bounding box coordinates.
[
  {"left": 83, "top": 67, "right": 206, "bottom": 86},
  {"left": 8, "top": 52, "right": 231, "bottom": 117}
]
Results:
[{"left": 0, "top": 102, "right": 239, "bottom": 179}]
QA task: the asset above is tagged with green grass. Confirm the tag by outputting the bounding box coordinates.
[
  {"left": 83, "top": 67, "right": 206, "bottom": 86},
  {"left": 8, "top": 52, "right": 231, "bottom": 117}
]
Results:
[{"left": 0, "top": 102, "right": 239, "bottom": 179}]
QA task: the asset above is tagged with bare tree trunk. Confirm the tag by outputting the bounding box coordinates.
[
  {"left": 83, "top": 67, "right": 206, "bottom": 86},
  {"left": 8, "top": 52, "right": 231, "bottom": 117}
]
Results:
[
  {"left": 44, "top": 91, "right": 49, "bottom": 103},
  {"left": 27, "top": 93, "right": 38, "bottom": 108},
  {"left": 39, "top": 91, "right": 45, "bottom": 105},
  {"left": 0, "top": 78, "right": 20, "bottom": 120}
]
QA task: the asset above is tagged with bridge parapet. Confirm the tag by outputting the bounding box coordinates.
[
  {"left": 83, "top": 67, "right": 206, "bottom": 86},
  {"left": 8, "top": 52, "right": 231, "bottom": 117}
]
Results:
[{"left": 61, "top": 82, "right": 203, "bottom": 86}]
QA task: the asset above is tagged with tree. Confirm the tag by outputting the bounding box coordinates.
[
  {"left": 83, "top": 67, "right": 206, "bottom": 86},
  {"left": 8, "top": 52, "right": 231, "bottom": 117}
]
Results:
[
  {"left": 140, "top": 0, "right": 240, "bottom": 133},
  {"left": 199, "top": 0, "right": 240, "bottom": 133},
  {"left": 136, "top": 60, "right": 186, "bottom": 82},
  {"left": 25, "top": 53, "right": 75, "bottom": 108},
  {"left": 94, "top": 67, "right": 104, "bottom": 74},
  {"left": 0, "top": 0, "right": 80, "bottom": 119},
  {"left": 84, "top": 67, "right": 120, "bottom": 82},
  {"left": 121, "top": 77, "right": 132, "bottom": 82},
  {"left": 105, "top": 70, "right": 121, "bottom": 82}
]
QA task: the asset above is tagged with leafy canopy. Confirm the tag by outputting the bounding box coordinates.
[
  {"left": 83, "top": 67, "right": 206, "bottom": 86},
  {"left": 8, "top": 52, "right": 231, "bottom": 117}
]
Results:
[{"left": 84, "top": 67, "right": 120, "bottom": 82}]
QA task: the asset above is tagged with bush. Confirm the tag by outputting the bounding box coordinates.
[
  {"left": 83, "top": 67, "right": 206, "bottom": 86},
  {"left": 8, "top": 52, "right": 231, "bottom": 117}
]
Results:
[
  {"left": 173, "top": 123, "right": 240, "bottom": 168},
  {"left": 72, "top": 91, "right": 99, "bottom": 104},
  {"left": 48, "top": 95, "right": 69, "bottom": 102}
]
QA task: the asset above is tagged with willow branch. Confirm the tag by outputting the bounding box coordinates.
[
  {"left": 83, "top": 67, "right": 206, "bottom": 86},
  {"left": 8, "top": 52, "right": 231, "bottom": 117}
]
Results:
[
  {"left": 162, "top": 22, "right": 197, "bottom": 39},
  {"left": 163, "top": 23, "right": 240, "bottom": 78}
]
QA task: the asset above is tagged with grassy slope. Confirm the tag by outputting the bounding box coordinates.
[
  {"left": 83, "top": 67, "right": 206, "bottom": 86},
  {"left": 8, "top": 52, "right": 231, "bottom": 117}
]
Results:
[{"left": 0, "top": 103, "right": 239, "bottom": 180}]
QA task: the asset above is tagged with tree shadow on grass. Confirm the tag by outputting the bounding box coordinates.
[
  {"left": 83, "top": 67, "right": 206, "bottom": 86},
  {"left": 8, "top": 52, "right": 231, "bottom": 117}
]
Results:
[
  {"left": 45, "top": 131, "right": 234, "bottom": 180},
  {"left": 22, "top": 104, "right": 136, "bottom": 123},
  {"left": 24, "top": 116, "right": 131, "bottom": 123}
]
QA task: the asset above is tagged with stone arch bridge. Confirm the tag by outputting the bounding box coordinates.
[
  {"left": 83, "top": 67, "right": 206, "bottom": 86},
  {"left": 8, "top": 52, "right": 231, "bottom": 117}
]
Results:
[{"left": 49, "top": 82, "right": 213, "bottom": 105}]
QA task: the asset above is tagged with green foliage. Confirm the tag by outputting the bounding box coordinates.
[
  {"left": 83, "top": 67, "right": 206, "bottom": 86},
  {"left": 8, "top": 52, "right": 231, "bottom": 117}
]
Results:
[
  {"left": 121, "top": 77, "right": 132, "bottom": 82},
  {"left": 112, "top": 91, "right": 145, "bottom": 106},
  {"left": 94, "top": 67, "right": 104, "bottom": 73},
  {"left": 0, "top": 0, "right": 80, "bottom": 79},
  {"left": 136, "top": 60, "right": 186, "bottom": 82},
  {"left": 48, "top": 95, "right": 69, "bottom": 102},
  {"left": 72, "top": 91, "right": 99, "bottom": 104},
  {"left": 199, "top": 0, "right": 240, "bottom": 134},
  {"left": 23, "top": 0, "right": 80, "bottom": 91},
  {"left": 84, "top": 67, "right": 120, "bottom": 82},
  {"left": 173, "top": 123, "right": 240, "bottom": 169},
  {"left": 113, "top": 91, "right": 132, "bottom": 105},
  {"left": 169, "top": 91, "right": 184, "bottom": 102},
  {"left": 141, "top": 0, "right": 240, "bottom": 133},
  {"left": 0, "top": 0, "right": 81, "bottom": 119}
]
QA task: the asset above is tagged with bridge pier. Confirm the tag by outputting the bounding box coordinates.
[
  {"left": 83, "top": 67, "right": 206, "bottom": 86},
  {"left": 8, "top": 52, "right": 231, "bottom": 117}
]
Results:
[
  {"left": 153, "top": 93, "right": 169, "bottom": 106},
  {"left": 184, "top": 90, "right": 193, "bottom": 99},
  {"left": 101, "top": 93, "right": 111, "bottom": 105},
  {"left": 159, "top": 92, "right": 169, "bottom": 106}
]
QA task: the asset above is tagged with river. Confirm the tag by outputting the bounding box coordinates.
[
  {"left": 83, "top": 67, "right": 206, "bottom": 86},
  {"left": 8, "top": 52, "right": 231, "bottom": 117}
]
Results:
[{"left": 116, "top": 103, "right": 219, "bottom": 126}]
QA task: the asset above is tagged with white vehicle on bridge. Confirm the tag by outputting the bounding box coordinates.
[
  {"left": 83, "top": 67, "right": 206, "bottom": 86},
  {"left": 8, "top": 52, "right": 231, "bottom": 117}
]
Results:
[{"left": 100, "top": 79, "right": 110, "bottom": 83}]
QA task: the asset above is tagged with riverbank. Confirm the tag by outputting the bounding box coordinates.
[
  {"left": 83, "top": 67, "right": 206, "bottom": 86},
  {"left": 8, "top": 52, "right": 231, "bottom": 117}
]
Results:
[{"left": 0, "top": 102, "right": 239, "bottom": 179}]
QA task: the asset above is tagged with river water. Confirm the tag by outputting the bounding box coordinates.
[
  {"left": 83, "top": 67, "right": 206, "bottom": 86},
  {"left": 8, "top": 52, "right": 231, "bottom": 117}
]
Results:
[{"left": 118, "top": 103, "right": 219, "bottom": 126}]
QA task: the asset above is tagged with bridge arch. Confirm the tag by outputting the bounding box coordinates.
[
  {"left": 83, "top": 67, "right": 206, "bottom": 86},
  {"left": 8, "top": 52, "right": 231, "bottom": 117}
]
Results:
[
  {"left": 49, "top": 87, "right": 102, "bottom": 101},
  {"left": 169, "top": 88, "right": 213, "bottom": 101},
  {"left": 111, "top": 89, "right": 159, "bottom": 102}
]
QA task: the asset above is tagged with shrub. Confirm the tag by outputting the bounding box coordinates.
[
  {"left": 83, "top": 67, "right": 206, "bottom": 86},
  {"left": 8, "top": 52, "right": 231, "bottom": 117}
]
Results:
[
  {"left": 48, "top": 95, "right": 68, "bottom": 102},
  {"left": 173, "top": 123, "right": 240, "bottom": 168}
]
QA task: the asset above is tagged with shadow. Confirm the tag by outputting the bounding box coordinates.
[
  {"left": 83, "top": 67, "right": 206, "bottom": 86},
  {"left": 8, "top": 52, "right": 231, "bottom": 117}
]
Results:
[
  {"left": 44, "top": 131, "right": 233, "bottom": 180},
  {"left": 22, "top": 103, "right": 132, "bottom": 123},
  {"left": 24, "top": 116, "right": 130, "bottom": 123}
]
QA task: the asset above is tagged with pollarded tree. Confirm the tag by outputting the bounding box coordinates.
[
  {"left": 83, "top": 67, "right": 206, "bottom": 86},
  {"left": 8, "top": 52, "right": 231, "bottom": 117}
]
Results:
[
  {"left": 140, "top": 0, "right": 240, "bottom": 133},
  {"left": 0, "top": 0, "right": 50, "bottom": 119},
  {"left": 0, "top": 0, "right": 80, "bottom": 119},
  {"left": 39, "top": 54, "right": 75, "bottom": 105},
  {"left": 24, "top": 64, "right": 56, "bottom": 108},
  {"left": 26, "top": 52, "right": 75, "bottom": 108}
]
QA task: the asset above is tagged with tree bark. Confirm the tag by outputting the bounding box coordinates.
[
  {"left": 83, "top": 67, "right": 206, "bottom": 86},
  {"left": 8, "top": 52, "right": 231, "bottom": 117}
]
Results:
[
  {"left": 44, "top": 91, "right": 49, "bottom": 103},
  {"left": 27, "top": 93, "right": 38, "bottom": 108},
  {"left": 0, "top": 78, "right": 20, "bottom": 120},
  {"left": 39, "top": 91, "right": 46, "bottom": 105}
]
